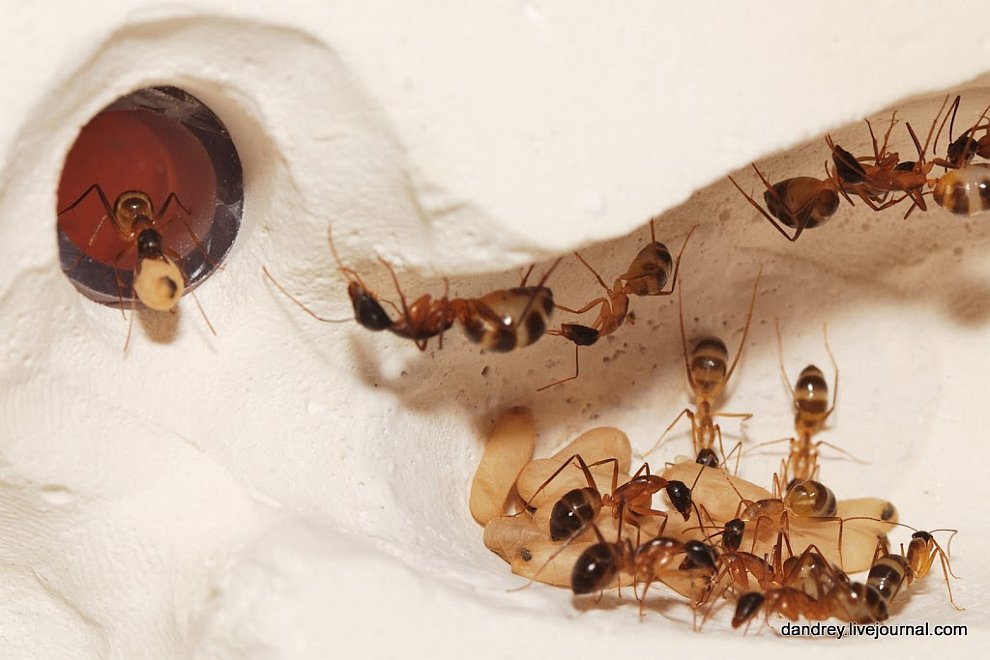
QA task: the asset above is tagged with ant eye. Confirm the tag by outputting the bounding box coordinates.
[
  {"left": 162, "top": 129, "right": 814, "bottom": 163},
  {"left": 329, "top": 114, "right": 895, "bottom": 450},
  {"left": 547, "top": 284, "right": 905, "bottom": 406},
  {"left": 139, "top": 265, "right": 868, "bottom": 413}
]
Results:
[{"left": 56, "top": 86, "right": 242, "bottom": 305}]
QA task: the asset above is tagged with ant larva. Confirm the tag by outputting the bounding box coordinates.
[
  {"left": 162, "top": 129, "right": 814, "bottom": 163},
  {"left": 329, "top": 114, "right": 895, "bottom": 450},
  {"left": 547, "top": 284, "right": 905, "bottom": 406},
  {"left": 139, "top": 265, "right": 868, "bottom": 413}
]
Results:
[
  {"left": 58, "top": 184, "right": 217, "bottom": 350},
  {"left": 645, "top": 266, "right": 761, "bottom": 465},
  {"left": 537, "top": 222, "right": 696, "bottom": 391},
  {"left": 265, "top": 227, "right": 561, "bottom": 352},
  {"left": 728, "top": 166, "right": 840, "bottom": 242}
]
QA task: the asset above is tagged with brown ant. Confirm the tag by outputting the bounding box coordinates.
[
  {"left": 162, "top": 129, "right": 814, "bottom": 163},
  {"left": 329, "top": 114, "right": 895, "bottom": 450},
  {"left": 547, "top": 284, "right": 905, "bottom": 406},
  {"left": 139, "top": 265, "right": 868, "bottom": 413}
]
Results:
[
  {"left": 829, "top": 96, "right": 990, "bottom": 218},
  {"left": 645, "top": 266, "right": 762, "bottom": 464},
  {"left": 867, "top": 527, "right": 962, "bottom": 610},
  {"left": 537, "top": 222, "right": 696, "bottom": 391},
  {"left": 718, "top": 474, "right": 848, "bottom": 571},
  {"left": 929, "top": 97, "right": 990, "bottom": 216},
  {"left": 728, "top": 166, "right": 840, "bottom": 242},
  {"left": 57, "top": 184, "right": 217, "bottom": 350},
  {"left": 527, "top": 455, "right": 696, "bottom": 543},
  {"left": 265, "top": 227, "right": 560, "bottom": 352},
  {"left": 752, "top": 322, "right": 860, "bottom": 487},
  {"left": 570, "top": 509, "right": 717, "bottom": 600}
]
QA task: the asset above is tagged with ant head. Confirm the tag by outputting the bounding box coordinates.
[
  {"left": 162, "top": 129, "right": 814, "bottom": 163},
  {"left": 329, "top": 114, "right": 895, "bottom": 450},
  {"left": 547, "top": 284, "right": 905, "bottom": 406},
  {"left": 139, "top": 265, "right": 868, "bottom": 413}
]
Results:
[
  {"left": 695, "top": 448, "right": 719, "bottom": 468},
  {"left": 133, "top": 255, "right": 183, "bottom": 311},
  {"left": 560, "top": 323, "right": 599, "bottom": 347},
  {"left": 723, "top": 519, "right": 744, "bottom": 551},
  {"left": 681, "top": 540, "right": 719, "bottom": 573},
  {"left": 115, "top": 191, "right": 154, "bottom": 228},
  {"left": 664, "top": 480, "right": 693, "bottom": 521},
  {"left": 570, "top": 542, "right": 617, "bottom": 595},
  {"left": 689, "top": 337, "right": 728, "bottom": 396},
  {"left": 346, "top": 281, "right": 393, "bottom": 331},
  {"left": 732, "top": 592, "right": 765, "bottom": 629}
]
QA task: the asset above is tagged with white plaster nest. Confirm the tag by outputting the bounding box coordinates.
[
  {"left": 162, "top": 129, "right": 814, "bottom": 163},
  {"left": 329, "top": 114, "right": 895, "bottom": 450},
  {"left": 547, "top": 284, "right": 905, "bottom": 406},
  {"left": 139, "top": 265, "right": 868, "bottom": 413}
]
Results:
[{"left": 0, "top": 4, "right": 988, "bottom": 658}]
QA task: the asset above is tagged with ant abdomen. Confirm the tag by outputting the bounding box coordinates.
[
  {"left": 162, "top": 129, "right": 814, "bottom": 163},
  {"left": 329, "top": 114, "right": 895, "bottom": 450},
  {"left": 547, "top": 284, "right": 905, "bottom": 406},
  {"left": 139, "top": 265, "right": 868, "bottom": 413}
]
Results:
[
  {"left": 459, "top": 286, "right": 554, "bottom": 352},
  {"left": 621, "top": 242, "right": 673, "bottom": 296},
  {"left": 549, "top": 487, "right": 603, "bottom": 541},
  {"left": 571, "top": 542, "right": 617, "bottom": 594},
  {"left": 932, "top": 163, "right": 990, "bottom": 216},
  {"left": 764, "top": 177, "right": 839, "bottom": 229},
  {"left": 867, "top": 555, "right": 910, "bottom": 602},
  {"left": 794, "top": 365, "right": 830, "bottom": 429},
  {"left": 784, "top": 480, "right": 837, "bottom": 517},
  {"left": 689, "top": 338, "right": 729, "bottom": 396},
  {"left": 132, "top": 256, "right": 183, "bottom": 311}
]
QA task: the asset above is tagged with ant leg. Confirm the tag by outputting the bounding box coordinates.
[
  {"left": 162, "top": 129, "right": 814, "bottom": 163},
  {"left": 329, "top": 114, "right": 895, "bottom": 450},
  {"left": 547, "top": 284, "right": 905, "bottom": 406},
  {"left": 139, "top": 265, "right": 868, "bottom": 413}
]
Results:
[
  {"left": 555, "top": 297, "right": 608, "bottom": 316},
  {"left": 187, "top": 289, "right": 217, "bottom": 337},
  {"left": 68, "top": 214, "right": 110, "bottom": 273},
  {"left": 123, "top": 293, "right": 136, "bottom": 353},
  {"left": 525, "top": 454, "right": 601, "bottom": 509},
  {"left": 537, "top": 344, "right": 581, "bottom": 392},
  {"left": 656, "top": 224, "right": 698, "bottom": 297},
  {"left": 644, "top": 408, "right": 693, "bottom": 457},
  {"left": 813, "top": 440, "right": 867, "bottom": 465},
  {"left": 823, "top": 323, "right": 839, "bottom": 421},
  {"left": 262, "top": 266, "right": 351, "bottom": 323},
  {"left": 377, "top": 257, "right": 415, "bottom": 322},
  {"left": 774, "top": 319, "right": 792, "bottom": 394},
  {"left": 722, "top": 265, "right": 761, "bottom": 385},
  {"left": 728, "top": 171, "right": 804, "bottom": 243}
]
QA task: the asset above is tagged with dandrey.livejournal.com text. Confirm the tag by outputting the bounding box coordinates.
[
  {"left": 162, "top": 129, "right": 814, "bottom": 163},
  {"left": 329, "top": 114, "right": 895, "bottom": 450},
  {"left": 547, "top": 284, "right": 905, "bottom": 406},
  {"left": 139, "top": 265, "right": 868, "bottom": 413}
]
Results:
[{"left": 779, "top": 621, "right": 967, "bottom": 639}]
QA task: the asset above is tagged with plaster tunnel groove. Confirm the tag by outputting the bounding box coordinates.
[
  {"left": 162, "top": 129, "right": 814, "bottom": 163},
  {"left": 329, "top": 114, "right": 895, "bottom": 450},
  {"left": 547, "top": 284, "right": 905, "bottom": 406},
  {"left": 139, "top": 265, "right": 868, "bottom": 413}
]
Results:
[{"left": 0, "top": 12, "right": 983, "bottom": 650}]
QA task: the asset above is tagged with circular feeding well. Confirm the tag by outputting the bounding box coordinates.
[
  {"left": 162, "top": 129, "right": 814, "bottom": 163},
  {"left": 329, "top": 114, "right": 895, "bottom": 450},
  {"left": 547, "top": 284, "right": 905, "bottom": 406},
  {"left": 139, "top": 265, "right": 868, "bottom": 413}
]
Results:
[{"left": 56, "top": 86, "right": 242, "bottom": 305}]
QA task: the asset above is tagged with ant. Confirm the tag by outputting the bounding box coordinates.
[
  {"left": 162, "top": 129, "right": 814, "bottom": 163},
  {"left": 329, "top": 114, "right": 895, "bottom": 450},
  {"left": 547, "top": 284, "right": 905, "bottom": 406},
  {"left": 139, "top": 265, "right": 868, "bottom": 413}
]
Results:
[
  {"left": 728, "top": 166, "right": 840, "bottom": 242},
  {"left": 929, "top": 96, "right": 990, "bottom": 216},
  {"left": 57, "top": 184, "right": 217, "bottom": 350},
  {"left": 528, "top": 455, "right": 695, "bottom": 543},
  {"left": 265, "top": 227, "right": 561, "bottom": 352},
  {"left": 753, "top": 322, "right": 860, "bottom": 487},
  {"left": 537, "top": 222, "right": 696, "bottom": 391},
  {"left": 570, "top": 507, "right": 717, "bottom": 600},
  {"left": 717, "top": 473, "right": 848, "bottom": 572},
  {"left": 828, "top": 96, "right": 990, "bottom": 218},
  {"left": 645, "top": 266, "right": 762, "bottom": 465},
  {"left": 867, "top": 527, "right": 963, "bottom": 610}
]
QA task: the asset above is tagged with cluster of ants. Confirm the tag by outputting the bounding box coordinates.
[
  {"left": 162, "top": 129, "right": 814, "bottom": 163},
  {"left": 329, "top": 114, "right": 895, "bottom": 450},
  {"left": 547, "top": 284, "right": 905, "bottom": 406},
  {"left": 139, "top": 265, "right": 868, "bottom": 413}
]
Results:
[
  {"left": 728, "top": 95, "right": 990, "bottom": 242},
  {"left": 470, "top": 260, "right": 962, "bottom": 632}
]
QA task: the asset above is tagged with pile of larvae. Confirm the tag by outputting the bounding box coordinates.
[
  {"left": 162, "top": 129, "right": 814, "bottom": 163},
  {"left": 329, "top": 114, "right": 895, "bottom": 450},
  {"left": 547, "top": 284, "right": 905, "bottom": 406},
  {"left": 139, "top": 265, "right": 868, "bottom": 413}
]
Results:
[{"left": 469, "top": 407, "right": 957, "bottom": 630}]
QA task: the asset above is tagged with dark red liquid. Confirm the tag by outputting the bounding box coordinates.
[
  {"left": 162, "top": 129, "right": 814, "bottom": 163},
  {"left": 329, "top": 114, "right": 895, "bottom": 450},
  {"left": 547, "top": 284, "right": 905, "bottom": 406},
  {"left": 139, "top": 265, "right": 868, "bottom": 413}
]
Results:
[{"left": 57, "top": 108, "right": 217, "bottom": 269}]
